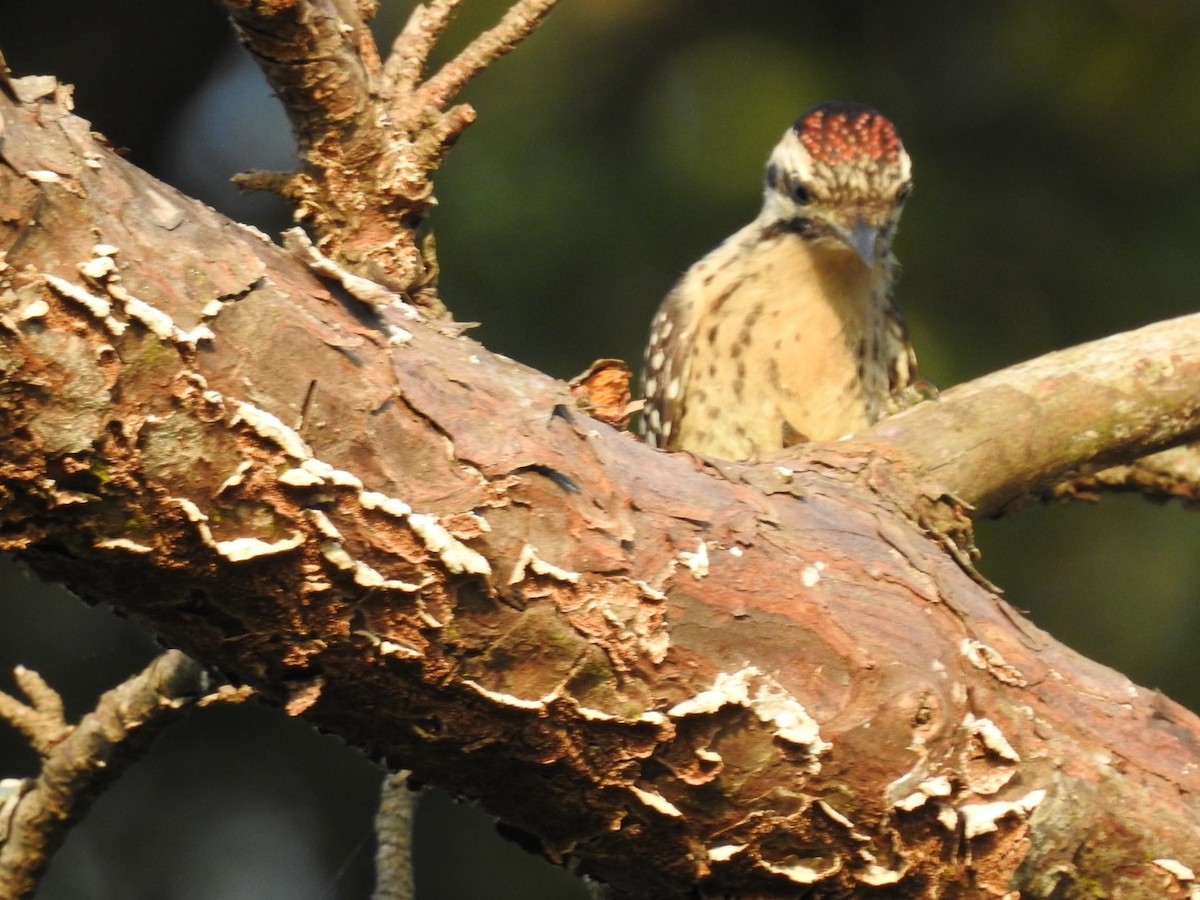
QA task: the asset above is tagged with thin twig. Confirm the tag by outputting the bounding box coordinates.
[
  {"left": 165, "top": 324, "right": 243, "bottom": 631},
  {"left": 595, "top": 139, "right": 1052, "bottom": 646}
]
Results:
[
  {"left": 372, "top": 770, "right": 417, "bottom": 900},
  {"left": 417, "top": 0, "right": 560, "bottom": 110},
  {"left": 424, "top": 103, "right": 477, "bottom": 153},
  {"left": 0, "top": 668, "right": 70, "bottom": 755},
  {"left": 384, "top": 0, "right": 463, "bottom": 95},
  {"left": 0, "top": 652, "right": 209, "bottom": 899},
  {"left": 1047, "top": 444, "right": 1200, "bottom": 506}
]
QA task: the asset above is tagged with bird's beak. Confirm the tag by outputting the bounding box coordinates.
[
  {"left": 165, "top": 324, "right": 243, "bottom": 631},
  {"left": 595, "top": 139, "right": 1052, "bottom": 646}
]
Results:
[{"left": 833, "top": 218, "right": 881, "bottom": 268}]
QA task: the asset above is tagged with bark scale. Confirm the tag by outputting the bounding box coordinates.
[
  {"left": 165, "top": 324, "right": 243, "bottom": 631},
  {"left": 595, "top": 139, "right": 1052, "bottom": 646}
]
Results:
[{"left": 1, "top": 78, "right": 1199, "bottom": 897}]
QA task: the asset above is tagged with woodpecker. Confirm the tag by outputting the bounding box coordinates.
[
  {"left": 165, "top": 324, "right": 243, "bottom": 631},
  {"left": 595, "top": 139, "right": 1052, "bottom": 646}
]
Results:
[{"left": 642, "top": 101, "right": 923, "bottom": 459}]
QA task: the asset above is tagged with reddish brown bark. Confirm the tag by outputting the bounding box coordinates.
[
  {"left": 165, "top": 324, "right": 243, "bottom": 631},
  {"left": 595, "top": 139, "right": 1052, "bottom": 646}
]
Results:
[{"left": 2, "top": 79, "right": 1200, "bottom": 898}]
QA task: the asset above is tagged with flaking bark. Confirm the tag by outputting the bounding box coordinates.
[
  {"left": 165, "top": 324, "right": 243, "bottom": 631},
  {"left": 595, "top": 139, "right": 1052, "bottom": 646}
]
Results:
[
  {"left": 2, "top": 73, "right": 1200, "bottom": 900},
  {"left": 222, "top": 0, "right": 560, "bottom": 312}
]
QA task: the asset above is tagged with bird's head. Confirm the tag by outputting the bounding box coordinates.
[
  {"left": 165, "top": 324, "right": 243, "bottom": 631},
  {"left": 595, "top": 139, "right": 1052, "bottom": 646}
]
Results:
[{"left": 761, "top": 101, "right": 912, "bottom": 267}]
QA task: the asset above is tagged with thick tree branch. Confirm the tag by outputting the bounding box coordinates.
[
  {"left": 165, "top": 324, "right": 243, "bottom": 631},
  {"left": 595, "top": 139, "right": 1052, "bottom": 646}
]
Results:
[
  {"left": 3, "top": 66, "right": 1200, "bottom": 899},
  {"left": 872, "top": 315, "right": 1200, "bottom": 517}
]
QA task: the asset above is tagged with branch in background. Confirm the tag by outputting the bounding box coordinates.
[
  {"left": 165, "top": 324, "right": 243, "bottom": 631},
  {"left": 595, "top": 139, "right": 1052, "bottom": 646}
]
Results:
[
  {"left": 222, "top": 0, "right": 561, "bottom": 312},
  {"left": 869, "top": 312, "right": 1200, "bottom": 518},
  {"left": 0, "top": 652, "right": 211, "bottom": 899},
  {"left": 1046, "top": 443, "right": 1200, "bottom": 506},
  {"left": 0, "top": 668, "right": 71, "bottom": 756},
  {"left": 372, "top": 771, "right": 417, "bottom": 900}
]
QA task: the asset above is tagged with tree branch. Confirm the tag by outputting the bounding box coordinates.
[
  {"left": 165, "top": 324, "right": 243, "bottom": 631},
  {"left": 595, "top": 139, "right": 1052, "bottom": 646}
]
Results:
[
  {"left": 0, "top": 668, "right": 70, "bottom": 756},
  {"left": 871, "top": 313, "right": 1200, "bottom": 517},
  {"left": 372, "top": 771, "right": 416, "bottom": 900},
  {"left": 385, "top": 0, "right": 463, "bottom": 94},
  {"left": 0, "top": 652, "right": 209, "bottom": 898},
  {"left": 3, "top": 55, "right": 1200, "bottom": 900},
  {"left": 221, "top": 0, "right": 559, "bottom": 312},
  {"left": 1046, "top": 443, "right": 1200, "bottom": 506},
  {"left": 414, "top": 0, "right": 559, "bottom": 111}
]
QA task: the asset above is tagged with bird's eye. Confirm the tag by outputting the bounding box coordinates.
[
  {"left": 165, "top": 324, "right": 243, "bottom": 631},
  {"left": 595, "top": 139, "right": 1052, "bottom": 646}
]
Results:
[
  {"left": 791, "top": 182, "right": 812, "bottom": 204},
  {"left": 894, "top": 183, "right": 912, "bottom": 204}
]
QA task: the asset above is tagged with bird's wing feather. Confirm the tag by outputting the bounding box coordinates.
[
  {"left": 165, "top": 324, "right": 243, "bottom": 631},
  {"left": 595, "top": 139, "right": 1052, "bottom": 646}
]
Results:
[{"left": 641, "top": 283, "right": 696, "bottom": 450}]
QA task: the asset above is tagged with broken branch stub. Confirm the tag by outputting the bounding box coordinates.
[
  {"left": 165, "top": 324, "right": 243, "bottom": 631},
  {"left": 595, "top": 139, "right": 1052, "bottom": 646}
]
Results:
[{"left": 222, "top": 0, "right": 561, "bottom": 311}]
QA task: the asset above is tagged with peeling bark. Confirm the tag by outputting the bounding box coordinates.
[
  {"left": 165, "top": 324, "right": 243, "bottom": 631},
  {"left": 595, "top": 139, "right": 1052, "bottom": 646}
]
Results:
[
  {"left": 222, "top": 0, "right": 561, "bottom": 311},
  {"left": 2, "top": 78, "right": 1200, "bottom": 898}
]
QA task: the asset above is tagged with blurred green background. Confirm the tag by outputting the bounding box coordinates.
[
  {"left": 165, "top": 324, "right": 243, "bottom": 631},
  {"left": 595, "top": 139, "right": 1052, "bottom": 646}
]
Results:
[{"left": 2, "top": 1, "right": 1200, "bottom": 896}]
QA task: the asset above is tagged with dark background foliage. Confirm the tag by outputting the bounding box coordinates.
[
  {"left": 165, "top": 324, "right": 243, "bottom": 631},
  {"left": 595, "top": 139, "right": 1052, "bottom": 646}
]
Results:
[{"left": 2, "top": 1, "right": 1199, "bottom": 896}]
